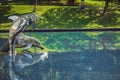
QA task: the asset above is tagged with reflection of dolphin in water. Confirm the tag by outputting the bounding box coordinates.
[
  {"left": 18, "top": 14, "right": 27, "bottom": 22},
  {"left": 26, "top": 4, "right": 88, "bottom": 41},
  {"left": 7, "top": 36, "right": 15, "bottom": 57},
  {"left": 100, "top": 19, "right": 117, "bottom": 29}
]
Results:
[{"left": 1, "top": 33, "right": 44, "bottom": 52}]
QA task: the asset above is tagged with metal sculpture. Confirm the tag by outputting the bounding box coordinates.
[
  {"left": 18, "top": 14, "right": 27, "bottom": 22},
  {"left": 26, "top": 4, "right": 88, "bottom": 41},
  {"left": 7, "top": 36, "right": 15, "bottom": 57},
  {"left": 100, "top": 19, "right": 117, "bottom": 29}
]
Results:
[
  {"left": 1, "top": 33, "right": 44, "bottom": 53},
  {"left": 8, "top": 13, "right": 41, "bottom": 80}
]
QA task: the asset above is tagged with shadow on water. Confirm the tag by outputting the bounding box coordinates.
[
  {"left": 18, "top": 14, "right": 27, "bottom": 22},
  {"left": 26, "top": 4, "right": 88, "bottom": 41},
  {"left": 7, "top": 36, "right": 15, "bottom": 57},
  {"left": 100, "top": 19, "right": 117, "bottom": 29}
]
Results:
[
  {"left": 0, "top": 49, "right": 120, "bottom": 80},
  {"left": 0, "top": 38, "right": 8, "bottom": 49}
]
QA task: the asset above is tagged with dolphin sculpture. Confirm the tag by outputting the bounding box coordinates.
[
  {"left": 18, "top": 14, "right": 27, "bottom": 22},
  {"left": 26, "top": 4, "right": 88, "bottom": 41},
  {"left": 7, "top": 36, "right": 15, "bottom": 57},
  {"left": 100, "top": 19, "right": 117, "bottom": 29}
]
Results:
[
  {"left": 8, "top": 13, "right": 41, "bottom": 62},
  {"left": 8, "top": 13, "right": 41, "bottom": 33},
  {"left": 1, "top": 33, "right": 44, "bottom": 53},
  {"left": 8, "top": 13, "right": 43, "bottom": 80},
  {"left": 8, "top": 15, "right": 20, "bottom": 22}
]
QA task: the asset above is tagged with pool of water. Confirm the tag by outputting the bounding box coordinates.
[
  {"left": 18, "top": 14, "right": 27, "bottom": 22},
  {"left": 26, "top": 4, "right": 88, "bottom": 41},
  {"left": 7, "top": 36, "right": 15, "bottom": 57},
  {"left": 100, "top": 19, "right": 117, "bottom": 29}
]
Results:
[{"left": 0, "top": 31, "right": 120, "bottom": 80}]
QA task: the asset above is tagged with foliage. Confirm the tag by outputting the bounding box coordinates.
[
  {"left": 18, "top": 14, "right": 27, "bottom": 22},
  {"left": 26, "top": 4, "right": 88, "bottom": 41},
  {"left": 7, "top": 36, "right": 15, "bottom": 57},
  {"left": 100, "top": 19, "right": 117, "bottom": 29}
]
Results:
[
  {"left": 0, "top": 5, "right": 11, "bottom": 23},
  {"left": 0, "top": 5, "right": 11, "bottom": 16}
]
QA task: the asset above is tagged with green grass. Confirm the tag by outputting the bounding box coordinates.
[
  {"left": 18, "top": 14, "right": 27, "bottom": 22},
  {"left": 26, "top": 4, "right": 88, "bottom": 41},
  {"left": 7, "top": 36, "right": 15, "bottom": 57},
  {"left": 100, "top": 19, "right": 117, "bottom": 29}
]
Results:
[
  {"left": 86, "top": 0, "right": 105, "bottom": 5},
  {"left": 0, "top": 5, "right": 120, "bottom": 30}
]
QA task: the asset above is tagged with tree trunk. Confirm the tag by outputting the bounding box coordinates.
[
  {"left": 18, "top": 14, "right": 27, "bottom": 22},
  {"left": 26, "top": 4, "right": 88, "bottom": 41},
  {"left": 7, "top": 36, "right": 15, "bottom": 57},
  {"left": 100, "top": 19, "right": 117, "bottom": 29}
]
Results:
[
  {"left": 46, "top": 0, "right": 51, "bottom": 4},
  {"left": 118, "top": 0, "right": 120, "bottom": 4},
  {"left": 80, "top": 0, "right": 85, "bottom": 9},
  {"left": 1, "top": 0, "right": 8, "bottom": 5},
  {"left": 48, "top": 0, "right": 51, "bottom": 4},
  {"left": 33, "top": 0, "right": 37, "bottom": 12},
  {"left": 67, "top": 0, "right": 74, "bottom": 5},
  {"left": 102, "top": 0, "right": 110, "bottom": 16}
]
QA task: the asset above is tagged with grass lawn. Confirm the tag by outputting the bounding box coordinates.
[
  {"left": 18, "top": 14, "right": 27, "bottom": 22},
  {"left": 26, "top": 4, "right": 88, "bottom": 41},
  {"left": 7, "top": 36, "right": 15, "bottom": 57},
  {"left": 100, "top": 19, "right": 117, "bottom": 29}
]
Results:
[
  {"left": 0, "top": 5, "right": 120, "bottom": 30},
  {"left": 86, "top": 0, "right": 105, "bottom": 6}
]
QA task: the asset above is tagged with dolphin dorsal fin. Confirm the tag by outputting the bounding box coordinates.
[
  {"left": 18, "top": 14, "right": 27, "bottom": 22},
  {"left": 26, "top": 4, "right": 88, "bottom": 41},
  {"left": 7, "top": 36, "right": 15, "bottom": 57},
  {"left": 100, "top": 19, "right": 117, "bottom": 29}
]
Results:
[{"left": 8, "top": 15, "right": 20, "bottom": 22}]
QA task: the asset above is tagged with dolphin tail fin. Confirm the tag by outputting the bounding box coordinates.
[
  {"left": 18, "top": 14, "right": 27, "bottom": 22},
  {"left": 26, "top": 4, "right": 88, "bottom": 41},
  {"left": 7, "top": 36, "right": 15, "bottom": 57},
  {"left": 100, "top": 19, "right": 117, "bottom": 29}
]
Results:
[{"left": 8, "top": 15, "right": 20, "bottom": 22}]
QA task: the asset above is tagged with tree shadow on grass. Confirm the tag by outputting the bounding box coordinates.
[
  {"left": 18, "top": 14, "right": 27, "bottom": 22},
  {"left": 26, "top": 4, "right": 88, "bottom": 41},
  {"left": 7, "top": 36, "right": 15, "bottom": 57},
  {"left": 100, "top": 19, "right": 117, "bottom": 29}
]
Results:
[
  {"left": 40, "top": 7, "right": 96, "bottom": 28},
  {"left": 39, "top": 6, "right": 120, "bottom": 29},
  {"left": 0, "top": 5, "right": 12, "bottom": 24},
  {"left": 97, "top": 12, "right": 120, "bottom": 27},
  {"left": 0, "top": 4, "right": 34, "bottom": 24}
]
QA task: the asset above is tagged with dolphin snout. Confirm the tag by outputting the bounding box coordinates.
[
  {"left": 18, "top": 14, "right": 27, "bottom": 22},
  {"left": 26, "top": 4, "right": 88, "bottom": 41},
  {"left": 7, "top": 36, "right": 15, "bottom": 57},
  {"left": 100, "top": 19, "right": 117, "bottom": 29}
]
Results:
[
  {"left": 41, "top": 47, "right": 44, "bottom": 50},
  {"left": 38, "top": 46, "right": 44, "bottom": 50}
]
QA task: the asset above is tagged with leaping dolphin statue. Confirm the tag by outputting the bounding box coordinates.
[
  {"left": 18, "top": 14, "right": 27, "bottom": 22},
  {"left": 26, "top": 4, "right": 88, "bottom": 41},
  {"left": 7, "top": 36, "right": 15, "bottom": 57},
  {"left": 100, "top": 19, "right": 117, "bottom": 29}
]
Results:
[
  {"left": 9, "top": 13, "right": 41, "bottom": 63},
  {"left": 1, "top": 33, "right": 44, "bottom": 53}
]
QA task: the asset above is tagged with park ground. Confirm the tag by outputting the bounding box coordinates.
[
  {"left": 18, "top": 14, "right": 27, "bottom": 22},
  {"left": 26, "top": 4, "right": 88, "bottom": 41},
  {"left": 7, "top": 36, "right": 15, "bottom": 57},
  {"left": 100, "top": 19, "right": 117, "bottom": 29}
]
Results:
[
  {"left": 0, "top": 1, "right": 120, "bottom": 30},
  {"left": 0, "top": 1, "right": 120, "bottom": 80}
]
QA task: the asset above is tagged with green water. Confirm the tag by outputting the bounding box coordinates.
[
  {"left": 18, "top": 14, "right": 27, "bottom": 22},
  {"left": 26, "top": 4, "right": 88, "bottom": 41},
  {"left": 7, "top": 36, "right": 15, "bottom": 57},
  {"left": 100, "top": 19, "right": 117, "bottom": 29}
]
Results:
[{"left": 25, "top": 32, "right": 120, "bottom": 52}]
